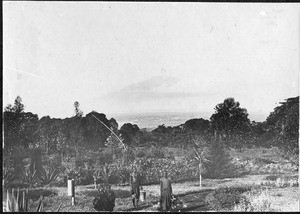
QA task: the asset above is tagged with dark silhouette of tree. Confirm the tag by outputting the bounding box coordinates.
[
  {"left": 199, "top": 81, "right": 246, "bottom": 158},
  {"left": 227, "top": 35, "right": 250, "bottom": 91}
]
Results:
[
  {"left": 184, "top": 118, "right": 210, "bottom": 133},
  {"left": 210, "top": 98, "right": 252, "bottom": 148},
  {"left": 265, "top": 96, "right": 299, "bottom": 157},
  {"left": 34, "top": 117, "right": 66, "bottom": 156},
  {"left": 14, "top": 96, "right": 25, "bottom": 114},
  {"left": 120, "top": 123, "right": 140, "bottom": 145},
  {"left": 81, "top": 111, "right": 112, "bottom": 148},
  {"left": 3, "top": 96, "right": 38, "bottom": 153},
  {"left": 74, "top": 101, "right": 83, "bottom": 117}
]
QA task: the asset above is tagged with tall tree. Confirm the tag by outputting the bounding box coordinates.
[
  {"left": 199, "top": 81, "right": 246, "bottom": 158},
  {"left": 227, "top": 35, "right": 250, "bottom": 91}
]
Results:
[
  {"left": 265, "top": 96, "right": 299, "bottom": 157},
  {"left": 13, "top": 96, "right": 25, "bottom": 114},
  {"left": 210, "top": 98, "right": 252, "bottom": 148},
  {"left": 120, "top": 123, "right": 140, "bottom": 146},
  {"left": 74, "top": 101, "right": 83, "bottom": 117},
  {"left": 3, "top": 96, "right": 38, "bottom": 153},
  {"left": 82, "top": 111, "right": 114, "bottom": 148},
  {"left": 204, "top": 131, "right": 235, "bottom": 179}
]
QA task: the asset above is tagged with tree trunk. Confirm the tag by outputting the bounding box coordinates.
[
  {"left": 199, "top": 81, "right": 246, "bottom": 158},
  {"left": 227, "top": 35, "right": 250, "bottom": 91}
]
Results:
[
  {"left": 199, "top": 164, "right": 202, "bottom": 188},
  {"left": 94, "top": 178, "right": 97, "bottom": 189}
]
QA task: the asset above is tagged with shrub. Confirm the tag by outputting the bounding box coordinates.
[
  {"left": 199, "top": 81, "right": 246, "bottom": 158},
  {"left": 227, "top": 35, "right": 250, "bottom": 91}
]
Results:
[
  {"left": 151, "top": 148, "right": 165, "bottom": 158},
  {"left": 77, "top": 168, "right": 94, "bottom": 186},
  {"left": 51, "top": 174, "right": 67, "bottom": 187},
  {"left": 265, "top": 175, "right": 279, "bottom": 181},
  {"left": 108, "top": 172, "right": 121, "bottom": 185},
  {"left": 117, "top": 165, "right": 131, "bottom": 184},
  {"left": 136, "top": 150, "right": 146, "bottom": 158},
  {"left": 167, "top": 151, "right": 175, "bottom": 160},
  {"left": 3, "top": 157, "right": 16, "bottom": 188},
  {"left": 39, "top": 167, "right": 60, "bottom": 186},
  {"left": 27, "top": 188, "right": 58, "bottom": 201},
  {"left": 92, "top": 184, "right": 115, "bottom": 211},
  {"left": 233, "top": 189, "right": 277, "bottom": 212},
  {"left": 19, "top": 163, "right": 39, "bottom": 188},
  {"left": 205, "top": 185, "right": 253, "bottom": 211},
  {"left": 98, "top": 149, "right": 114, "bottom": 165},
  {"left": 252, "top": 157, "right": 276, "bottom": 165}
]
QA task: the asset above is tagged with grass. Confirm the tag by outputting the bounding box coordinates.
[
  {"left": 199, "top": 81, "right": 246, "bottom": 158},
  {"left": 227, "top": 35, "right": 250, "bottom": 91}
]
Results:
[{"left": 14, "top": 173, "right": 296, "bottom": 212}]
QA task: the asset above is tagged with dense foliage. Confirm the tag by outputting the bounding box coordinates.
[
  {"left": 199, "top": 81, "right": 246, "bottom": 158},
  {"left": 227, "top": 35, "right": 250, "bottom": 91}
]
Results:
[
  {"left": 204, "top": 135, "right": 237, "bottom": 179},
  {"left": 92, "top": 184, "right": 116, "bottom": 211},
  {"left": 265, "top": 97, "right": 299, "bottom": 156},
  {"left": 3, "top": 96, "right": 298, "bottom": 188},
  {"left": 210, "top": 98, "right": 252, "bottom": 149},
  {"left": 205, "top": 185, "right": 254, "bottom": 211}
]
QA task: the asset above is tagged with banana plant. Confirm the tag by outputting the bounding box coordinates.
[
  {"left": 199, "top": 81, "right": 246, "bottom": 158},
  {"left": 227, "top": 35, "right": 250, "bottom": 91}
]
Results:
[{"left": 192, "top": 136, "right": 211, "bottom": 188}]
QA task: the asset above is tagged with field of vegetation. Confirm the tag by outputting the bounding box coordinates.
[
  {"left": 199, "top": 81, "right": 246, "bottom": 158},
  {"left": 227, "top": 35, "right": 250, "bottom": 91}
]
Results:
[{"left": 3, "top": 96, "right": 299, "bottom": 212}]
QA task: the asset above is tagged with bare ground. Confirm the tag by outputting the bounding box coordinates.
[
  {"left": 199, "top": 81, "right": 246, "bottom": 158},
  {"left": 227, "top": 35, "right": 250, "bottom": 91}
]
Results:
[{"left": 18, "top": 173, "right": 299, "bottom": 212}]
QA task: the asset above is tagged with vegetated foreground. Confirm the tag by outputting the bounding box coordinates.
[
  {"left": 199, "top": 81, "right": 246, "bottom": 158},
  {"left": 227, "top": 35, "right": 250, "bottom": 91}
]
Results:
[
  {"left": 3, "top": 96, "right": 299, "bottom": 212},
  {"left": 4, "top": 148, "right": 298, "bottom": 212},
  {"left": 18, "top": 174, "right": 300, "bottom": 212}
]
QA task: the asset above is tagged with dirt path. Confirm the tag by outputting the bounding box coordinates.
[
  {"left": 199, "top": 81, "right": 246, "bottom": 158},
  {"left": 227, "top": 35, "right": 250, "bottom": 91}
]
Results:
[{"left": 121, "top": 189, "right": 214, "bottom": 212}]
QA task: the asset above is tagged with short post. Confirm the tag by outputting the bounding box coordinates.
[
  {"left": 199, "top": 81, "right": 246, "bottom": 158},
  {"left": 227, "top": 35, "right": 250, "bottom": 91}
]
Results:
[
  {"left": 94, "top": 177, "right": 97, "bottom": 189},
  {"left": 16, "top": 188, "right": 20, "bottom": 212},
  {"left": 68, "top": 179, "right": 75, "bottom": 205},
  {"left": 6, "top": 189, "right": 10, "bottom": 212},
  {"left": 140, "top": 190, "right": 146, "bottom": 202},
  {"left": 12, "top": 188, "right": 16, "bottom": 211},
  {"left": 22, "top": 190, "right": 26, "bottom": 211},
  {"left": 26, "top": 189, "right": 29, "bottom": 211}
]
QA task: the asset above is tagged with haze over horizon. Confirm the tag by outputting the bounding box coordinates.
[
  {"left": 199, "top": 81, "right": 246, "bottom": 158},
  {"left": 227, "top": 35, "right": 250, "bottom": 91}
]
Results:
[{"left": 3, "top": 2, "right": 299, "bottom": 122}]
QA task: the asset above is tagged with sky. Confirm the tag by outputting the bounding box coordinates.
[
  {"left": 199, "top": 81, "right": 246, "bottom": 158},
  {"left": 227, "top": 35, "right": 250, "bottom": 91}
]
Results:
[{"left": 3, "top": 2, "right": 300, "bottom": 121}]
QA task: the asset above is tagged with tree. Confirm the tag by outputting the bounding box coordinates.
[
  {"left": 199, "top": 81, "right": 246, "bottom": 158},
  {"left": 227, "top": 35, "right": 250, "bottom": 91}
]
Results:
[
  {"left": 67, "top": 117, "right": 84, "bottom": 158},
  {"left": 265, "top": 96, "right": 299, "bottom": 158},
  {"left": 34, "top": 117, "right": 66, "bottom": 156},
  {"left": 13, "top": 96, "right": 25, "bottom": 114},
  {"left": 184, "top": 118, "right": 210, "bottom": 133},
  {"left": 120, "top": 123, "right": 140, "bottom": 146},
  {"left": 204, "top": 131, "right": 235, "bottom": 179},
  {"left": 191, "top": 135, "right": 210, "bottom": 188},
  {"left": 4, "top": 96, "right": 24, "bottom": 113},
  {"left": 210, "top": 98, "right": 252, "bottom": 148},
  {"left": 74, "top": 101, "right": 83, "bottom": 117},
  {"left": 3, "top": 97, "right": 38, "bottom": 152},
  {"left": 81, "top": 111, "right": 112, "bottom": 148}
]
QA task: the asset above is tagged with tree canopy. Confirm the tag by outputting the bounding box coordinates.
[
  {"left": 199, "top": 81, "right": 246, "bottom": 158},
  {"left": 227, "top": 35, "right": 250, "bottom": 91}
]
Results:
[
  {"left": 210, "top": 98, "right": 252, "bottom": 148},
  {"left": 265, "top": 96, "right": 299, "bottom": 156}
]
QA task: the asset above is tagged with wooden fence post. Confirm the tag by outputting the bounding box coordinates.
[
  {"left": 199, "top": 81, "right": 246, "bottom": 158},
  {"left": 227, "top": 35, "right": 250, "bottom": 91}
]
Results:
[
  {"left": 68, "top": 179, "right": 75, "bottom": 205},
  {"left": 6, "top": 189, "right": 10, "bottom": 212}
]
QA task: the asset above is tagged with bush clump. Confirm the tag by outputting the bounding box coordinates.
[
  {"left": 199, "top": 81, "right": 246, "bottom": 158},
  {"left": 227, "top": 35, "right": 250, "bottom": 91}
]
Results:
[
  {"left": 205, "top": 185, "right": 253, "bottom": 211},
  {"left": 92, "top": 184, "right": 115, "bottom": 211},
  {"left": 265, "top": 175, "right": 279, "bottom": 181},
  {"left": 135, "top": 150, "right": 146, "bottom": 158},
  {"left": 151, "top": 148, "right": 165, "bottom": 158}
]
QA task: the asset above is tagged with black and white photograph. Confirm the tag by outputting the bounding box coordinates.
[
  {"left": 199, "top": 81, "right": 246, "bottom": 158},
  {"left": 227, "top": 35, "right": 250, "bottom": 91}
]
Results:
[{"left": 3, "top": 1, "right": 299, "bottom": 212}]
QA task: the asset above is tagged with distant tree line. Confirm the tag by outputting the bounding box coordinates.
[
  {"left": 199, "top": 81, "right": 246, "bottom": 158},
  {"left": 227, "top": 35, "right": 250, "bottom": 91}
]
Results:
[{"left": 3, "top": 96, "right": 299, "bottom": 158}]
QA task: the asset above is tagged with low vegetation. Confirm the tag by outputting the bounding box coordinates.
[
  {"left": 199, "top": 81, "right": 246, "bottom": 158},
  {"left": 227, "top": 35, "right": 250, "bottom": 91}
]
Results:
[{"left": 2, "top": 96, "right": 299, "bottom": 211}]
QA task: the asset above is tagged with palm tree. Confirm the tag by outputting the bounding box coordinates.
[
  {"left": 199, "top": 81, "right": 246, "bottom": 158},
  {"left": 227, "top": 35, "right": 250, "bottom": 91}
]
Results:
[{"left": 192, "top": 136, "right": 211, "bottom": 188}]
